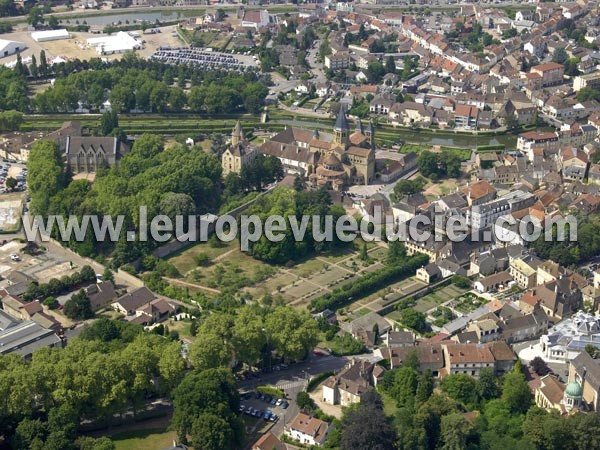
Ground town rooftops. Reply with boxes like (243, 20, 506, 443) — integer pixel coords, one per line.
(531, 61, 564, 72)
(519, 131, 559, 141)
(252, 432, 286, 450)
(115, 287, 156, 312)
(445, 343, 495, 364)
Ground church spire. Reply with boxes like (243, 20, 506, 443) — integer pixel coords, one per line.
(334, 105, 349, 132)
(231, 120, 244, 147)
(356, 118, 364, 134)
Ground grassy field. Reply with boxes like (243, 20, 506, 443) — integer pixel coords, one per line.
(167, 239, 238, 275)
(112, 428, 177, 450)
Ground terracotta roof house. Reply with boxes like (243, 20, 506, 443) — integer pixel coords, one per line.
(252, 432, 287, 450)
(535, 375, 567, 413)
(285, 413, 330, 447)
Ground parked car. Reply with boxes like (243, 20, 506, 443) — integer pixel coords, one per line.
(281, 401, 289, 409)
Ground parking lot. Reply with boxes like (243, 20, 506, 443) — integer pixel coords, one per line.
(239, 391, 289, 425)
(151, 47, 258, 71)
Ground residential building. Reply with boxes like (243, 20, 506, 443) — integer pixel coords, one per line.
(474, 270, 513, 293)
(534, 278, 583, 320)
(501, 304, 549, 343)
(454, 104, 479, 129)
(252, 433, 286, 450)
(535, 375, 567, 413)
(441, 341, 516, 378)
(376, 343, 445, 376)
(85, 281, 118, 311)
(530, 62, 565, 87)
(416, 263, 442, 284)
(509, 257, 538, 289)
(385, 331, 415, 348)
(322, 359, 385, 406)
(466, 319, 502, 343)
(285, 413, 330, 447)
(517, 131, 560, 159)
(573, 72, 600, 92)
(324, 52, 350, 70)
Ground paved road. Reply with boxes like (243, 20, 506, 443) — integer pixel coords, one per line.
(238, 354, 348, 392)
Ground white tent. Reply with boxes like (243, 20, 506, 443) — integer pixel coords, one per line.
(87, 32, 142, 55)
(31, 29, 70, 42)
(0, 39, 26, 59)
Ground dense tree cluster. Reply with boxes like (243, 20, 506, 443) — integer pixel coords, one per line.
(0, 54, 269, 114)
(22, 265, 97, 302)
(338, 359, 592, 449)
(28, 136, 222, 262)
(418, 150, 462, 180)
(0, 109, 23, 131)
(63, 290, 94, 321)
(531, 215, 600, 266)
(244, 186, 348, 264)
(0, 331, 185, 448)
(339, 392, 397, 450)
(171, 369, 243, 449)
(239, 154, 284, 191)
(0, 66, 28, 111)
(188, 304, 318, 368)
(392, 176, 427, 201)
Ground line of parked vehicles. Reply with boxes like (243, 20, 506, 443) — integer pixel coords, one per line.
(0, 164, 27, 194)
(239, 391, 289, 422)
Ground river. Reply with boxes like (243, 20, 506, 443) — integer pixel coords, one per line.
(277, 119, 518, 149)
(60, 11, 183, 26)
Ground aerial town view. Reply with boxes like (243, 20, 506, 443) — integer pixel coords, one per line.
(1, 0, 600, 449)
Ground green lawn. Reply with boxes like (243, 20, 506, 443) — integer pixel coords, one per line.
(379, 389, 398, 417)
(112, 428, 177, 450)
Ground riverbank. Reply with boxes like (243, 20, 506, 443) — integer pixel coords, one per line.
(21, 112, 522, 149)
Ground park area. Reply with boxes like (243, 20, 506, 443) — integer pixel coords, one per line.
(384, 283, 471, 329)
(449, 292, 488, 313)
(166, 238, 394, 309)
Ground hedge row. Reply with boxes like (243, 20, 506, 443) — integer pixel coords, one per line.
(257, 385, 285, 399)
(310, 253, 430, 312)
(307, 371, 334, 392)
